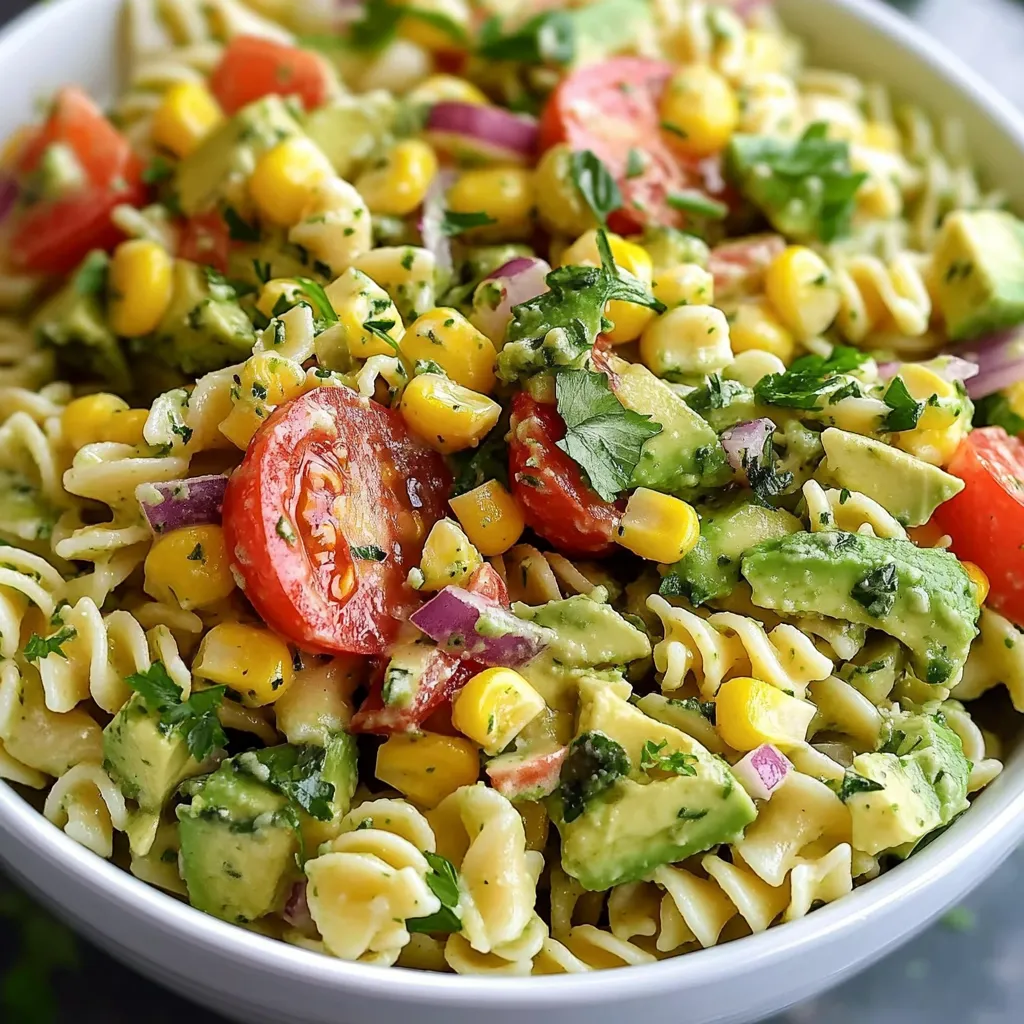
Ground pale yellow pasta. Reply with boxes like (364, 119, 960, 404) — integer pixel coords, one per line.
(802, 480, 907, 540)
(806, 675, 885, 750)
(954, 607, 1024, 711)
(833, 253, 932, 347)
(43, 761, 128, 858)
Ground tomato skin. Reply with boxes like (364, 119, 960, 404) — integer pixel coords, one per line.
(179, 211, 231, 273)
(932, 427, 1024, 625)
(508, 391, 621, 556)
(222, 387, 451, 656)
(708, 234, 786, 299)
(486, 745, 568, 800)
(464, 563, 510, 607)
(210, 36, 333, 115)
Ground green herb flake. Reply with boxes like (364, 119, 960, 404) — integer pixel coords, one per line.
(22, 626, 77, 663)
(440, 210, 497, 237)
(569, 149, 623, 229)
(850, 562, 899, 619)
(351, 544, 387, 561)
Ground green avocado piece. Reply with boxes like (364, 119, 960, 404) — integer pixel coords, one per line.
(553, 684, 756, 890)
(640, 226, 709, 272)
(818, 427, 964, 527)
(303, 91, 398, 179)
(148, 260, 255, 374)
(683, 376, 760, 433)
(933, 210, 1024, 341)
(175, 95, 304, 217)
(177, 761, 299, 924)
(847, 712, 969, 856)
(741, 531, 980, 684)
(570, 0, 654, 65)
(610, 360, 729, 495)
(660, 496, 802, 606)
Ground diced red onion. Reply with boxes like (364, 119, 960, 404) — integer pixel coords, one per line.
(410, 586, 553, 666)
(0, 176, 17, 224)
(472, 257, 550, 345)
(720, 418, 775, 474)
(419, 168, 456, 279)
(732, 744, 791, 801)
(486, 745, 568, 800)
(136, 474, 228, 535)
(283, 881, 314, 930)
(425, 103, 538, 165)
(957, 327, 1024, 399)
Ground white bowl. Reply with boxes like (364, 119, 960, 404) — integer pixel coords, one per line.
(2, 1, 1024, 1022)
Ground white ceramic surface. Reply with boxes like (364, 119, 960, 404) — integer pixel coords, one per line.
(1, 1, 1023, 1022)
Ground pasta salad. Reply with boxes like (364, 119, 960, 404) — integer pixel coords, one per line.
(0, 0, 1021, 976)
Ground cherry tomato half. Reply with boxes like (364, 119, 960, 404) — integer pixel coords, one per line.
(179, 210, 232, 274)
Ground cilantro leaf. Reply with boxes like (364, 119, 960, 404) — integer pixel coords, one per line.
(406, 851, 463, 934)
(22, 627, 77, 663)
(882, 376, 924, 432)
(351, 545, 387, 561)
(362, 319, 400, 353)
(141, 156, 175, 185)
(836, 770, 885, 802)
(241, 745, 336, 821)
(554, 368, 661, 500)
(850, 562, 899, 618)
(294, 277, 338, 324)
(73, 252, 109, 297)
(973, 392, 1024, 436)
(477, 11, 575, 65)
(743, 432, 793, 506)
(569, 149, 622, 229)
(349, 0, 403, 50)
(639, 739, 698, 776)
(667, 697, 716, 723)
(559, 731, 630, 823)
(788, 345, 868, 376)
(440, 210, 497, 237)
(753, 346, 868, 411)
(223, 206, 261, 242)
(450, 416, 509, 496)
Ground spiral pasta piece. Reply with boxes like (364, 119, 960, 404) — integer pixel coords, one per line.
(954, 607, 1024, 712)
(802, 480, 907, 540)
(833, 253, 932, 347)
(533, 927, 656, 974)
(44, 761, 129, 858)
(0, 547, 67, 660)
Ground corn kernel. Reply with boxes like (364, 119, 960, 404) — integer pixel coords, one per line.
(375, 731, 480, 807)
(249, 136, 334, 228)
(561, 229, 655, 344)
(894, 422, 967, 467)
(194, 621, 294, 708)
(322, 266, 405, 360)
(715, 676, 816, 751)
(406, 74, 488, 106)
(401, 307, 496, 393)
(143, 524, 236, 611)
(447, 167, 535, 241)
(449, 480, 525, 556)
(659, 66, 739, 157)
(219, 352, 307, 449)
(151, 81, 223, 158)
(256, 278, 302, 319)
(451, 667, 545, 755)
(896, 364, 959, 431)
(1007, 380, 1024, 421)
(355, 139, 439, 218)
(62, 394, 148, 450)
(397, 0, 471, 51)
(962, 561, 990, 605)
(765, 245, 840, 340)
(615, 488, 700, 564)
(416, 518, 482, 591)
(534, 144, 596, 237)
(639, 304, 732, 380)
(108, 239, 174, 338)
(652, 263, 715, 308)
(729, 297, 797, 363)
(400, 374, 501, 454)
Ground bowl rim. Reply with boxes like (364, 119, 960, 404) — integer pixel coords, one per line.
(3, 0, 1024, 1006)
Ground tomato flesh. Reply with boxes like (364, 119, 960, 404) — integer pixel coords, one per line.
(222, 387, 451, 656)
(179, 211, 231, 274)
(508, 391, 621, 556)
(932, 427, 1024, 625)
(486, 745, 568, 800)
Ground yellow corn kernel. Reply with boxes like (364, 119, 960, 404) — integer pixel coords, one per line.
(962, 561, 990, 605)
(108, 239, 174, 338)
(561, 229, 655, 343)
(401, 307, 496, 393)
(1006, 380, 1024, 420)
(400, 374, 501, 454)
(896, 364, 959, 430)
(652, 263, 715, 309)
(219, 352, 307, 449)
(323, 266, 405, 360)
(447, 167, 535, 240)
(765, 245, 841, 340)
(249, 136, 334, 228)
(861, 120, 901, 152)
(615, 488, 700, 564)
(451, 667, 546, 755)
(194, 621, 294, 708)
(896, 422, 968, 468)
(375, 731, 480, 807)
(355, 139, 439, 218)
(143, 524, 236, 611)
(659, 66, 739, 157)
(151, 81, 223, 158)
(415, 518, 482, 591)
(256, 278, 302, 319)
(640, 304, 732, 380)
(534, 144, 596, 237)
(449, 479, 525, 556)
(406, 73, 488, 106)
(728, 298, 797, 363)
(61, 394, 148, 450)
(715, 677, 816, 752)
(398, 0, 471, 51)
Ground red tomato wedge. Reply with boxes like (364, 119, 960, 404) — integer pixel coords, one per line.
(179, 210, 231, 273)
(508, 391, 621, 556)
(539, 57, 688, 234)
(9, 88, 144, 275)
(222, 387, 451, 656)
(463, 563, 510, 607)
(932, 428, 1024, 625)
(210, 36, 333, 115)
(486, 745, 568, 800)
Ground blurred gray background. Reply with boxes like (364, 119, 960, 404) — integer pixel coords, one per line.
(1, 0, 1022, 1021)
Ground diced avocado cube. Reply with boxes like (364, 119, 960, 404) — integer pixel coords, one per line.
(741, 531, 980, 684)
(303, 91, 398, 179)
(660, 496, 801, 606)
(175, 95, 304, 216)
(934, 210, 1024, 341)
(640, 226, 709, 272)
(300, 731, 360, 848)
(553, 684, 756, 890)
(818, 427, 964, 527)
(570, 0, 655, 65)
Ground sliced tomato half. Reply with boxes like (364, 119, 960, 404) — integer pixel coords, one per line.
(508, 391, 621, 556)
(222, 387, 451, 656)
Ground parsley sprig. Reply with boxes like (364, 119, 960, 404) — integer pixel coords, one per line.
(834, 770, 885, 802)
(440, 210, 497, 237)
(570, 149, 622, 229)
(22, 627, 77, 663)
(850, 562, 899, 619)
(237, 745, 336, 821)
(639, 739, 698, 776)
(882, 376, 924, 432)
(753, 345, 868, 410)
(406, 852, 463, 934)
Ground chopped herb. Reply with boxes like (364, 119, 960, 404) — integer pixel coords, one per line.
(742, 431, 793, 506)
(667, 697, 716, 723)
(440, 210, 497, 236)
(186, 543, 205, 562)
(73, 251, 109, 297)
(839, 488, 851, 505)
(477, 10, 575, 65)
(22, 627, 77, 663)
(276, 516, 297, 545)
(836, 770, 885, 802)
(240, 744, 336, 821)
(252, 259, 272, 284)
(294, 277, 338, 324)
(676, 807, 709, 820)
(141, 156, 175, 185)
(666, 191, 728, 219)
(569, 149, 622, 229)
(223, 206, 261, 242)
(363, 319, 400, 353)
(351, 545, 387, 561)
(407, 851, 463, 934)
(639, 739, 698, 776)
(754, 345, 869, 410)
(660, 121, 688, 139)
(851, 562, 899, 618)
(625, 148, 646, 179)
(559, 731, 630, 823)
(883, 376, 924, 433)
(450, 416, 509, 496)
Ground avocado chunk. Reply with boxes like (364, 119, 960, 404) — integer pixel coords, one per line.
(660, 496, 802, 606)
(552, 683, 756, 890)
(175, 95, 304, 216)
(818, 427, 964, 527)
(177, 760, 299, 924)
(741, 531, 980, 684)
(933, 210, 1024, 341)
(303, 91, 398, 179)
(569, 0, 654, 65)
(684, 375, 760, 433)
(640, 226, 709, 272)
(847, 712, 970, 856)
(148, 261, 255, 374)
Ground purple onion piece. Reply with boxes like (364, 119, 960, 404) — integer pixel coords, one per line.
(879, 356, 978, 385)
(136, 474, 228, 535)
(410, 586, 553, 667)
(957, 327, 1024, 398)
(419, 168, 456, 280)
(283, 881, 314, 930)
(472, 257, 550, 346)
(425, 103, 538, 163)
(732, 744, 792, 801)
(719, 418, 776, 475)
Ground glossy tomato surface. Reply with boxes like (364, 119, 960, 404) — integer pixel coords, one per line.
(210, 36, 333, 114)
